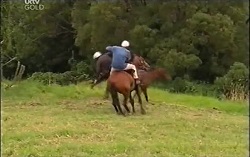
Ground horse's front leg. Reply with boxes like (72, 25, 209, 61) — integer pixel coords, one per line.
(122, 94, 130, 114)
(111, 91, 125, 116)
(141, 87, 148, 102)
(141, 87, 154, 105)
(91, 73, 106, 89)
(112, 101, 119, 113)
(110, 91, 118, 113)
(135, 85, 146, 115)
(116, 100, 125, 116)
(90, 78, 100, 89)
(103, 85, 109, 99)
(90, 80, 97, 89)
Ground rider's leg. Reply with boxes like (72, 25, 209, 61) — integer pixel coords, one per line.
(124, 63, 139, 79)
(110, 67, 116, 75)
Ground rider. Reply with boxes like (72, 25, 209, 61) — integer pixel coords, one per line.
(93, 51, 102, 60)
(106, 40, 140, 84)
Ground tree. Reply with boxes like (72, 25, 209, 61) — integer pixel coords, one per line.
(184, 12, 237, 82)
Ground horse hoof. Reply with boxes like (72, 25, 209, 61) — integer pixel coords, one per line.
(118, 112, 126, 116)
(141, 110, 146, 115)
(127, 112, 132, 116)
(103, 95, 109, 100)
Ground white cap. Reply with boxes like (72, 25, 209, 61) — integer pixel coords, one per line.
(93, 51, 102, 59)
(121, 40, 130, 47)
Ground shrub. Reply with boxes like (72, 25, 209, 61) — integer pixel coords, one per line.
(28, 70, 90, 86)
(214, 62, 249, 101)
(161, 77, 219, 97)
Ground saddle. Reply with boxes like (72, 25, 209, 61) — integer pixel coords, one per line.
(112, 69, 140, 85)
(124, 69, 135, 75)
(124, 69, 140, 85)
(113, 69, 135, 79)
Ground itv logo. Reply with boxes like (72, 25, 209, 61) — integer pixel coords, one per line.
(24, 0, 44, 10)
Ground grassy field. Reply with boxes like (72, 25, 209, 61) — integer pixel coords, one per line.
(2, 81, 249, 157)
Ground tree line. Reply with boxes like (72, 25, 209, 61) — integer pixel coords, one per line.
(1, 0, 249, 85)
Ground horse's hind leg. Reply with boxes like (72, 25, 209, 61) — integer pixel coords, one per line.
(129, 93, 135, 113)
(135, 85, 146, 114)
(110, 92, 118, 113)
(116, 99, 125, 116)
(122, 94, 130, 114)
(111, 90, 124, 115)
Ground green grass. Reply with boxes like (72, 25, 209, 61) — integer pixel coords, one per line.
(2, 80, 249, 157)
(148, 88, 248, 116)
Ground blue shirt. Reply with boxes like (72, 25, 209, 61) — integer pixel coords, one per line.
(106, 46, 131, 70)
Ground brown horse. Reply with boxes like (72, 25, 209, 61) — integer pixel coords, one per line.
(107, 58, 149, 116)
(134, 68, 171, 103)
(91, 53, 150, 89)
(93, 54, 150, 99)
(107, 69, 145, 116)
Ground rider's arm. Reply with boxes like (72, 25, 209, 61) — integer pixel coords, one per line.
(106, 46, 114, 53)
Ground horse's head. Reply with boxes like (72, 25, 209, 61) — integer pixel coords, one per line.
(132, 55, 150, 71)
(154, 68, 172, 81)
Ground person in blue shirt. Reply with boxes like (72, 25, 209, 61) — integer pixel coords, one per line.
(106, 40, 140, 84)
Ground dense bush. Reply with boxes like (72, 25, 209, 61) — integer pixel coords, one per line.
(161, 77, 219, 97)
(1, 1, 249, 101)
(2, 1, 249, 83)
(28, 71, 90, 86)
(214, 62, 249, 101)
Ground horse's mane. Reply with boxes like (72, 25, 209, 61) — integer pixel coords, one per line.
(129, 52, 135, 62)
(145, 67, 165, 73)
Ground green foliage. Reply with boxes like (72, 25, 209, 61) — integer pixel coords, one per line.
(160, 77, 219, 98)
(1, 1, 249, 100)
(73, 2, 127, 56)
(28, 71, 89, 86)
(215, 62, 249, 101)
(1, 1, 75, 75)
(157, 49, 202, 77)
(182, 11, 238, 81)
(129, 25, 157, 56)
(75, 61, 92, 76)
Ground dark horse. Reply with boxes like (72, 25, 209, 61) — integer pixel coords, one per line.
(134, 68, 172, 103)
(91, 53, 112, 87)
(107, 69, 146, 116)
(91, 53, 150, 98)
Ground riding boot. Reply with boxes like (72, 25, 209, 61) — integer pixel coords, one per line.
(135, 78, 140, 84)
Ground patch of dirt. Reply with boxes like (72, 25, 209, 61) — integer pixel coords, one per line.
(86, 99, 110, 107)
(4, 101, 44, 109)
(29, 102, 43, 106)
(57, 99, 111, 111)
